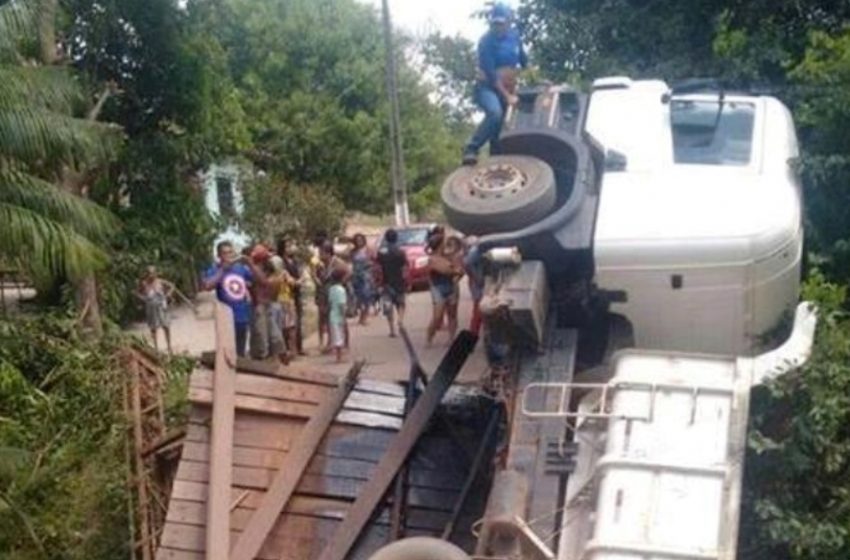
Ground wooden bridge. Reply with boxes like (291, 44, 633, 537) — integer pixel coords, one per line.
(152, 304, 494, 560)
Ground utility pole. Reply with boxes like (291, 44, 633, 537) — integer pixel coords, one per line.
(381, 0, 410, 226)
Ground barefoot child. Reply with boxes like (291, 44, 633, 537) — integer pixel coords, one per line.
(328, 268, 348, 363)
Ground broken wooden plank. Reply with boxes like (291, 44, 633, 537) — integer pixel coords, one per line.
(190, 370, 405, 415)
(188, 387, 403, 430)
(231, 361, 363, 560)
(142, 428, 187, 458)
(198, 353, 407, 398)
(199, 351, 340, 387)
(317, 331, 478, 560)
(206, 303, 237, 560)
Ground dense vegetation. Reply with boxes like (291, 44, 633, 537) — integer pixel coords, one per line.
(2, 0, 850, 558)
(0, 0, 461, 556)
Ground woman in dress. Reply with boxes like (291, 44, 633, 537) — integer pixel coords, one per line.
(426, 232, 465, 346)
(137, 266, 175, 354)
(350, 233, 376, 326)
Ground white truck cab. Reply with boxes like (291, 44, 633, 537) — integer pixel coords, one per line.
(430, 77, 816, 560)
(589, 78, 803, 355)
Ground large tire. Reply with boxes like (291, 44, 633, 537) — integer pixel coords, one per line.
(441, 155, 557, 235)
(368, 537, 471, 560)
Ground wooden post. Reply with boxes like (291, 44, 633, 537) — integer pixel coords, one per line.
(123, 376, 138, 560)
(129, 358, 154, 560)
(206, 304, 237, 560)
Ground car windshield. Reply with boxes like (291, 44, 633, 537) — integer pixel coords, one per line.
(671, 100, 755, 166)
(392, 228, 429, 246)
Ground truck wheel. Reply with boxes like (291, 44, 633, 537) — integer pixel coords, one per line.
(368, 537, 471, 560)
(441, 155, 557, 235)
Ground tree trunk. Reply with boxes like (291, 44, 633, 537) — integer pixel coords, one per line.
(40, 0, 110, 338)
(74, 275, 103, 337)
(61, 165, 104, 337)
(37, 0, 58, 65)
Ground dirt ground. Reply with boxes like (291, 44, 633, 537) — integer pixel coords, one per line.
(127, 285, 488, 384)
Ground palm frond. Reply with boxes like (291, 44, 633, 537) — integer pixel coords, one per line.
(0, 0, 37, 55)
(0, 107, 121, 167)
(0, 168, 119, 240)
(0, 201, 109, 279)
(0, 66, 82, 112)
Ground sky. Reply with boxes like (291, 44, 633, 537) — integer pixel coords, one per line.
(357, 0, 492, 41)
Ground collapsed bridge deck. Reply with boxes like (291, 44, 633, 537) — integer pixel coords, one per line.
(156, 306, 493, 560)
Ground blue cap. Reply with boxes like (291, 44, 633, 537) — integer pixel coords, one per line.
(489, 2, 512, 23)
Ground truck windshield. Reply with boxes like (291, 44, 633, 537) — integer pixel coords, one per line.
(671, 100, 755, 165)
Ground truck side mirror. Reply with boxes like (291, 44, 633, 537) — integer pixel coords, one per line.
(605, 149, 628, 172)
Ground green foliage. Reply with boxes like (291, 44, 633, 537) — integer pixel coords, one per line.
(409, 183, 443, 222)
(520, 0, 850, 83)
(93, 138, 217, 324)
(742, 274, 850, 559)
(0, 0, 120, 281)
(241, 176, 347, 244)
(191, 0, 462, 213)
(62, 0, 247, 322)
(421, 33, 478, 123)
(787, 29, 850, 280)
(0, 313, 128, 558)
(0, 312, 192, 558)
(519, 0, 722, 80)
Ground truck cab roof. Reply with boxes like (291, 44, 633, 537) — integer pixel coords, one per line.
(590, 79, 802, 268)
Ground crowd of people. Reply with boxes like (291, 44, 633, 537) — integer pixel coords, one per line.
(140, 224, 486, 362)
(198, 238, 307, 362)
(138, 1, 524, 359)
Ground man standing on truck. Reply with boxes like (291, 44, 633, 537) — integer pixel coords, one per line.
(462, 2, 528, 166)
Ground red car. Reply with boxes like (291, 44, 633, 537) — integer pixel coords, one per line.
(374, 224, 436, 291)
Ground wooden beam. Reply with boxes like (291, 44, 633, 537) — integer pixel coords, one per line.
(205, 303, 237, 560)
(317, 331, 478, 560)
(199, 351, 337, 386)
(129, 357, 154, 560)
(198, 351, 405, 397)
(187, 387, 402, 430)
(230, 361, 363, 560)
(142, 428, 186, 458)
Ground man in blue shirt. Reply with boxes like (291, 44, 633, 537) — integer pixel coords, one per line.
(462, 2, 528, 166)
(202, 240, 255, 357)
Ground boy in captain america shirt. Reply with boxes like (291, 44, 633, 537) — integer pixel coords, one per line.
(202, 240, 255, 357)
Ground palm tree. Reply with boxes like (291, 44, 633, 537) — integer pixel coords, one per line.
(0, 0, 119, 281)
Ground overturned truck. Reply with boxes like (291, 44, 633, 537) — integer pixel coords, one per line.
(375, 78, 818, 559)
